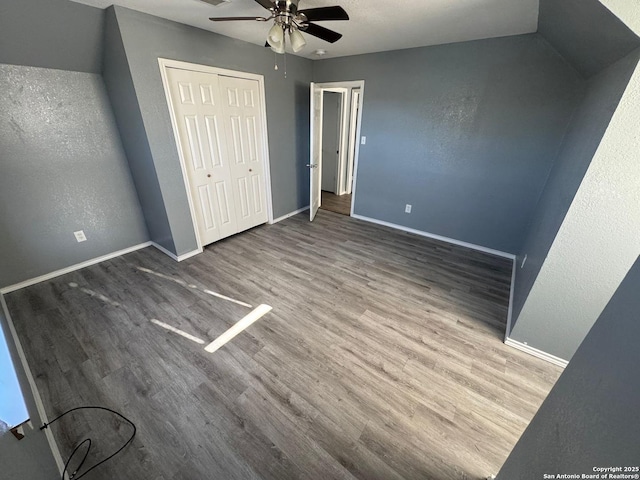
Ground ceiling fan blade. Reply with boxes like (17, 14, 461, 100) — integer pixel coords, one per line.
(209, 16, 268, 21)
(300, 23, 343, 43)
(298, 6, 349, 22)
(254, 0, 274, 10)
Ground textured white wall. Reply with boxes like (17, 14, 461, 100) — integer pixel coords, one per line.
(600, 0, 640, 35)
(511, 0, 640, 360)
(511, 46, 640, 359)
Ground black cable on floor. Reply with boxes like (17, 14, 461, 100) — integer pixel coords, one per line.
(40, 406, 136, 480)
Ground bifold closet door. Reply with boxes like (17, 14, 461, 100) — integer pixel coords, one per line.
(166, 68, 268, 247)
(219, 75, 269, 233)
(166, 67, 236, 245)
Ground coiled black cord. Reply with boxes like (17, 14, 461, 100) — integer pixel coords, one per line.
(40, 406, 136, 480)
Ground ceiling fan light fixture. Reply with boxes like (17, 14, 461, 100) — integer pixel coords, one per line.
(209, 1, 349, 54)
(270, 41, 286, 54)
(267, 23, 285, 53)
(289, 28, 307, 53)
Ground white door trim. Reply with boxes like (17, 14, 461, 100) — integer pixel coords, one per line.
(311, 81, 365, 217)
(309, 82, 323, 220)
(1, 296, 66, 475)
(319, 87, 349, 196)
(158, 58, 274, 251)
(345, 90, 360, 195)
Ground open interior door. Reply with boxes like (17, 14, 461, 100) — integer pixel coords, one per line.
(309, 82, 323, 221)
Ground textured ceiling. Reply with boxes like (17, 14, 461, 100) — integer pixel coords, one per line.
(70, 0, 539, 59)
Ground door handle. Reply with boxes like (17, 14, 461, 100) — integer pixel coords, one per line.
(306, 164, 318, 169)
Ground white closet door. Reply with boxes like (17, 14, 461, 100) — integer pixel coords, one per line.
(166, 68, 236, 245)
(219, 75, 269, 233)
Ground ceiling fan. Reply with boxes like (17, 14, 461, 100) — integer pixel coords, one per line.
(208, 0, 349, 54)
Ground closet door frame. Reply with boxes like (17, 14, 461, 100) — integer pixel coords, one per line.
(158, 58, 274, 253)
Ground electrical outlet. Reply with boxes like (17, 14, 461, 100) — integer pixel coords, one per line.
(361, 136, 367, 145)
(74, 230, 87, 243)
(521, 254, 528, 268)
(405, 204, 412, 214)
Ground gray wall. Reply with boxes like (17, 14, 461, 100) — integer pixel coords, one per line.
(497, 255, 640, 478)
(110, 6, 313, 255)
(0, 302, 59, 479)
(0, 0, 104, 73)
(0, 64, 148, 288)
(539, 0, 640, 78)
(321, 92, 341, 193)
(511, 48, 640, 328)
(313, 34, 584, 254)
(103, 8, 176, 254)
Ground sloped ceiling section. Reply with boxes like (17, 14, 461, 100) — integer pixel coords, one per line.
(0, 0, 104, 73)
(538, 0, 640, 78)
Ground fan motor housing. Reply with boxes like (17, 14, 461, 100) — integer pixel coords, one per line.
(276, 0, 299, 15)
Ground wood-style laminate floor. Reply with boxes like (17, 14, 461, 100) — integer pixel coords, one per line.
(6, 211, 561, 480)
(321, 191, 352, 216)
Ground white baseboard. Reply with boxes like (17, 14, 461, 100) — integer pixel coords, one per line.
(505, 337, 568, 368)
(351, 214, 516, 260)
(0, 242, 153, 294)
(271, 206, 310, 224)
(151, 242, 202, 262)
(177, 249, 202, 261)
(0, 296, 66, 475)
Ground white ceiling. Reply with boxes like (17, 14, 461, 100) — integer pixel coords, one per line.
(71, 0, 540, 59)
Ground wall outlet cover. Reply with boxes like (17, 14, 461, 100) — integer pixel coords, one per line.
(361, 136, 366, 145)
(405, 204, 412, 214)
(74, 230, 87, 242)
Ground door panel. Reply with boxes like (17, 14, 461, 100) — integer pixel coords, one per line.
(204, 116, 223, 167)
(345, 90, 360, 196)
(237, 177, 250, 219)
(178, 82, 195, 104)
(227, 87, 240, 107)
(246, 116, 259, 162)
(166, 68, 236, 245)
(198, 184, 217, 230)
(229, 115, 244, 165)
(184, 116, 205, 170)
(244, 89, 255, 107)
(200, 84, 215, 105)
(220, 76, 269, 233)
(309, 82, 323, 221)
(251, 174, 263, 213)
(215, 181, 232, 225)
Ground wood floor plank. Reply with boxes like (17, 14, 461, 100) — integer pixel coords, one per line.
(4, 210, 561, 479)
(320, 191, 352, 216)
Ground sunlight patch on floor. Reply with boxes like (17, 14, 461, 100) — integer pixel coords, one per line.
(68, 282, 121, 307)
(136, 267, 252, 308)
(150, 319, 205, 345)
(205, 304, 272, 353)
